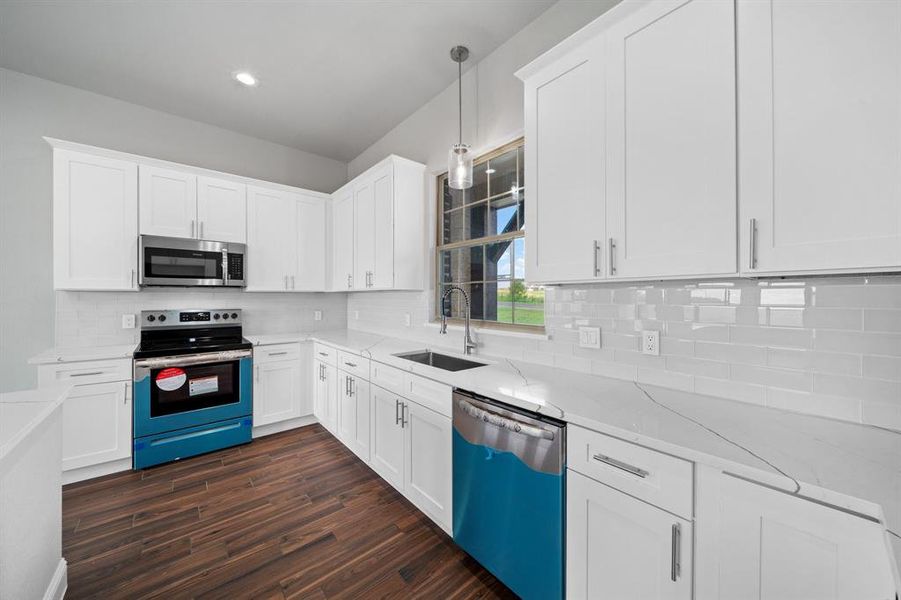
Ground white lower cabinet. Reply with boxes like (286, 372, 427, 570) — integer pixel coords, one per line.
(370, 385, 405, 490)
(403, 399, 452, 529)
(253, 345, 305, 428)
(313, 359, 338, 434)
(696, 473, 897, 600)
(62, 381, 132, 472)
(567, 470, 692, 600)
(336, 370, 370, 462)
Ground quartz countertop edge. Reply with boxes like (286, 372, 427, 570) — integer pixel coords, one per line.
(28, 344, 136, 365)
(0, 384, 70, 470)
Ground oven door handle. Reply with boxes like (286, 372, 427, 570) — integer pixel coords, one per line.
(134, 349, 252, 369)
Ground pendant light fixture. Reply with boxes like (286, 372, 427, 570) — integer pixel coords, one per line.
(448, 45, 473, 190)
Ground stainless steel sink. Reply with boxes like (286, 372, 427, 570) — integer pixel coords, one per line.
(394, 350, 487, 372)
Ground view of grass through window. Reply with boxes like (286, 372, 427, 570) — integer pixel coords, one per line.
(436, 139, 544, 329)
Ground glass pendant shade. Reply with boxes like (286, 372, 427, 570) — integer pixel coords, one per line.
(448, 143, 473, 190)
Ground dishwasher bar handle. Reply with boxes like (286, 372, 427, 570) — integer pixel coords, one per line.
(457, 398, 556, 441)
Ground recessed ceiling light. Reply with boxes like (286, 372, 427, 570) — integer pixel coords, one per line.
(233, 71, 258, 87)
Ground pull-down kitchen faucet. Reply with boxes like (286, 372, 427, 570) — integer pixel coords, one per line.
(439, 285, 477, 355)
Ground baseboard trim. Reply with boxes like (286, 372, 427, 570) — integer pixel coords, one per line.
(63, 458, 131, 485)
(252, 415, 318, 439)
(43, 558, 67, 600)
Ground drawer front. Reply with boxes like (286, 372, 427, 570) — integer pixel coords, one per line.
(38, 358, 131, 387)
(254, 343, 301, 364)
(371, 361, 405, 395)
(313, 343, 337, 367)
(568, 425, 693, 519)
(337, 350, 369, 379)
(403, 374, 452, 418)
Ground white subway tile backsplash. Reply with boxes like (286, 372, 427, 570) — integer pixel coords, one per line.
(346, 276, 901, 430)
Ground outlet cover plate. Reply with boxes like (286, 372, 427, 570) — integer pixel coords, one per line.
(314, 310, 322, 321)
(579, 326, 601, 349)
(121, 314, 135, 329)
(642, 330, 660, 356)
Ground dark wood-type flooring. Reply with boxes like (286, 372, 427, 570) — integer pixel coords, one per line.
(62, 424, 516, 599)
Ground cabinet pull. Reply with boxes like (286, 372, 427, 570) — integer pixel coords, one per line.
(592, 453, 649, 478)
(191, 219, 195, 238)
(268, 351, 288, 357)
(748, 218, 758, 270)
(318, 352, 329, 357)
(200, 221, 204, 238)
(608, 238, 617, 276)
(344, 361, 357, 368)
(671, 523, 681, 581)
(347, 274, 353, 289)
(320, 364, 326, 381)
(255, 365, 260, 383)
(593, 240, 601, 276)
(395, 399, 402, 425)
(123, 381, 129, 404)
(69, 371, 103, 378)
(284, 275, 289, 290)
(349, 377, 355, 397)
(131, 269, 135, 287)
(291, 275, 295, 290)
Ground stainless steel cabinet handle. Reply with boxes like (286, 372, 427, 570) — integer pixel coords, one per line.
(395, 399, 401, 425)
(284, 275, 288, 290)
(344, 361, 357, 368)
(318, 352, 329, 357)
(131, 269, 135, 287)
(200, 221, 204, 238)
(592, 453, 649, 478)
(123, 381, 129, 404)
(191, 220, 195, 238)
(608, 238, 617, 276)
(348, 377, 355, 397)
(402, 403, 409, 427)
(268, 351, 288, 357)
(749, 218, 758, 270)
(291, 275, 295, 290)
(69, 371, 103, 377)
(255, 365, 260, 383)
(347, 274, 353, 289)
(671, 523, 682, 581)
(593, 240, 601, 277)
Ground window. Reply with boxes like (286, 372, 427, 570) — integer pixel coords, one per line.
(436, 138, 544, 330)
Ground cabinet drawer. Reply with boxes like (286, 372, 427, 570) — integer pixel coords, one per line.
(313, 343, 337, 366)
(38, 358, 131, 387)
(371, 361, 405, 395)
(337, 350, 369, 379)
(254, 343, 301, 364)
(403, 374, 451, 418)
(568, 425, 693, 519)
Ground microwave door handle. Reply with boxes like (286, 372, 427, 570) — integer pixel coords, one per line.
(222, 249, 228, 285)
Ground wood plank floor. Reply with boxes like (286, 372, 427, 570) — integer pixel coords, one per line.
(62, 424, 516, 599)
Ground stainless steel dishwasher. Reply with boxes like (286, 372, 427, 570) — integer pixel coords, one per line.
(452, 389, 565, 600)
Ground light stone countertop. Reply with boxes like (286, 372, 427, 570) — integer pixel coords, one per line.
(28, 344, 136, 365)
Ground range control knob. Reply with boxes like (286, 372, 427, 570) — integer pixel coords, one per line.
(158, 314, 167, 322)
(231, 313, 238, 320)
(222, 313, 229, 320)
(147, 315, 155, 322)
(213, 313, 220, 320)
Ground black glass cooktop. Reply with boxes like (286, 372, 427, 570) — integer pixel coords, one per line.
(133, 326, 252, 359)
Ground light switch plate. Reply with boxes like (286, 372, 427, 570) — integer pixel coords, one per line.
(578, 326, 601, 349)
(314, 310, 322, 321)
(121, 314, 135, 329)
(642, 330, 660, 356)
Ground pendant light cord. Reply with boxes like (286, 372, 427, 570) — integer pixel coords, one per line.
(458, 59, 462, 145)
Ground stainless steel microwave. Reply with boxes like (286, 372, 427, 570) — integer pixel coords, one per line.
(139, 235, 246, 287)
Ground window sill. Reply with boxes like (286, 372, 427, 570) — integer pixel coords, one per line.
(423, 321, 549, 341)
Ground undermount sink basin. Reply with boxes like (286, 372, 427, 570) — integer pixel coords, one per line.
(394, 350, 487, 372)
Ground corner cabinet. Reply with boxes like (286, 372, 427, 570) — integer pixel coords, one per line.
(738, 0, 901, 275)
(330, 155, 426, 291)
(52, 149, 139, 291)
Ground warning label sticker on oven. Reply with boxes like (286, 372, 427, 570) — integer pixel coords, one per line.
(155, 367, 186, 391)
(189, 376, 219, 396)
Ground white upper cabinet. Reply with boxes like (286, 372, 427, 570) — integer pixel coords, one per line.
(294, 192, 327, 291)
(138, 165, 197, 239)
(197, 176, 246, 243)
(605, 0, 737, 279)
(246, 186, 297, 291)
(52, 149, 138, 291)
(331, 155, 425, 292)
(738, 0, 901, 275)
(522, 35, 606, 284)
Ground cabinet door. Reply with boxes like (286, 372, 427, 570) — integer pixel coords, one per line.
(605, 0, 737, 279)
(314, 360, 337, 433)
(404, 401, 452, 531)
(353, 178, 376, 289)
(63, 381, 131, 471)
(197, 176, 246, 243)
(337, 372, 370, 462)
(294, 192, 327, 290)
(246, 186, 296, 291)
(332, 187, 355, 290)
(53, 149, 139, 291)
(254, 359, 302, 427)
(567, 470, 691, 600)
(138, 165, 198, 239)
(370, 165, 394, 289)
(703, 474, 896, 600)
(739, 0, 901, 274)
(524, 36, 606, 284)
(369, 386, 405, 490)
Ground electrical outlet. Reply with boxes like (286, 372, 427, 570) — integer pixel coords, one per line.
(642, 330, 660, 356)
(313, 310, 322, 321)
(404, 313, 411, 327)
(121, 314, 135, 329)
(578, 326, 601, 349)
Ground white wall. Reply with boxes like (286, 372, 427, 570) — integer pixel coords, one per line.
(0, 68, 348, 392)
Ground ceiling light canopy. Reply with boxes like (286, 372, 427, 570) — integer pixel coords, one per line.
(233, 71, 258, 87)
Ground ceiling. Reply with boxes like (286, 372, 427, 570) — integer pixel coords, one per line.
(0, 0, 555, 162)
